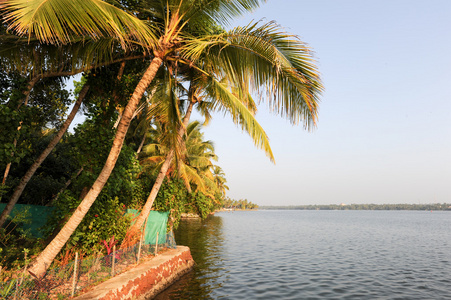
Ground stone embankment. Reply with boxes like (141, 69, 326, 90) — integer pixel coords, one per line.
(74, 246, 194, 300)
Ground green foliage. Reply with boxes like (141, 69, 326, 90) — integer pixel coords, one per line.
(223, 197, 258, 210)
(45, 193, 132, 255)
(0, 206, 43, 270)
(0, 128, 74, 205)
(27, 76, 72, 127)
(152, 179, 189, 230)
(0, 70, 27, 105)
(68, 116, 117, 187)
(43, 151, 141, 255)
(81, 60, 148, 117)
(0, 69, 72, 206)
(191, 191, 214, 219)
(0, 103, 40, 167)
(0, 183, 9, 199)
(40, 120, 143, 254)
(0, 278, 16, 299)
(151, 179, 218, 229)
(68, 197, 131, 254)
(73, 76, 87, 98)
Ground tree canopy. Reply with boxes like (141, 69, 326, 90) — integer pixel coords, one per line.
(0, 0, 322, 279)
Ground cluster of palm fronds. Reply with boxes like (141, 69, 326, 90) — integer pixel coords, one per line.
(0, 0, 322, 278)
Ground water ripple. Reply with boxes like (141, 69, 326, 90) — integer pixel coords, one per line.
(154, 211, 451, 299)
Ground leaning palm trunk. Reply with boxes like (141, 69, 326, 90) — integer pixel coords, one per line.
(1, 146, 14, 186)
(27, 57, 163, 278)
(48, 166, 84, 206)
(136, 131, 147, 155)
(0, 84, 90, 228)
(125, 100, 195, 240)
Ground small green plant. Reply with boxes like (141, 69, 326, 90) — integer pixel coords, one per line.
(0, 279, 16, 299)
(37, 291, 49, 300)
(89, 270, 99, 281)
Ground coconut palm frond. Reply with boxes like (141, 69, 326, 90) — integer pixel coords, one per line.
(178, 162, 206, 192)
(179, 0, 263, 28)
(0, 0, 158, 49)
(182, 20, 323, 128)
(202, 74, 275, 162)
(0, 36, 148, 78)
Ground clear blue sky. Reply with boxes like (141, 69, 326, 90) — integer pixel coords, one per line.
(193, 0, 451, 206)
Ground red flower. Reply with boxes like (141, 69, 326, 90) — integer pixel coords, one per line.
(95, 214, 99, 217)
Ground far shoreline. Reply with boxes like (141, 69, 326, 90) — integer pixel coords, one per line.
(258, 203, 451, 211)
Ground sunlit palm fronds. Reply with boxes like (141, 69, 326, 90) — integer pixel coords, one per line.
(0, 0, 158, 49)
(194, 71, 275, 162)
(181, 20, 323, 128)
(177, 0, 263, 28)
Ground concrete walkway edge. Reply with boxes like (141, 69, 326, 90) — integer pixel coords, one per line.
(74, 246, 195, 300)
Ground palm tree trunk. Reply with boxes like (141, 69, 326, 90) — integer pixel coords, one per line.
(27, 57, 163, 279)
(112, 61, 127, 129)
(48, 166, 84, 206)
(1, 146, 14, 186)
(21, 75, 41, 108)
(136, 132, 147, 155)
(127, 100, 195, 236)
(134, 85, 158, 155)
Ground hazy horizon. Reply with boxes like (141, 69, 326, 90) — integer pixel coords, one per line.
(193, 0, 451, 206)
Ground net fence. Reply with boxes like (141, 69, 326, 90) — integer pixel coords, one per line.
(0, 231, 176, 299)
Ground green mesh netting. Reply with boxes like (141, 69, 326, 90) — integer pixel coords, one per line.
(0, 204, 170, 245)
(0, 203, 54, 238)
(126, 210, 169, 245)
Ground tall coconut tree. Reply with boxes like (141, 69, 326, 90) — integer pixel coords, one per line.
(181, 121, 219, 194)
(126, 59, 274, 237)
(127, 20, 323, 236)
(2, 0, 267, 277)
(140, 119, 219, 196)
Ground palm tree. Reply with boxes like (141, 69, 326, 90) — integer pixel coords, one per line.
(2, 0, 267, 277)
(140, 120, 219, 196)
(0, 0, 155, 224)
(127, 61, 274, 237)
(212, 165, 228, 197)
(181, 121, 219, 195)
(127, 19, 323, 236)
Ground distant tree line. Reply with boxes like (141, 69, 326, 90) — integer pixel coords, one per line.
(222, 197, 258, 210)
(260, 203, 451, 211)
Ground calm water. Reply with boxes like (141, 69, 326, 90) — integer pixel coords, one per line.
(154, 210, 451, 299)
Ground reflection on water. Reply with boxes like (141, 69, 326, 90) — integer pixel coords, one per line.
(154, 215, 225, 299)
(154, 210, 451, 299)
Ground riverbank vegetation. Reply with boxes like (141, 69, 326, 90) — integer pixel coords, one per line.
(0, 0, 322, 281)
(222, 197, 258, 210)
